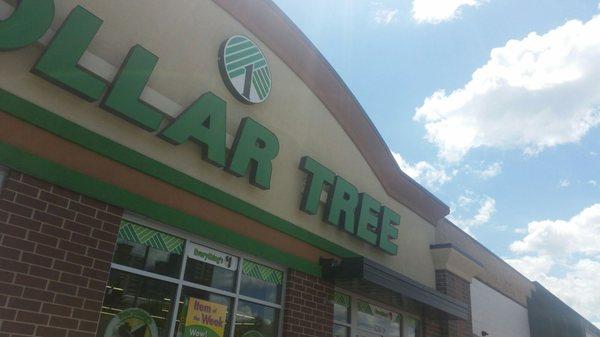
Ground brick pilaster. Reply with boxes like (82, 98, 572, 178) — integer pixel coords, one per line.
(282, 269, 334, 337)
(422, 270, 472, 337)
(0, 170, 123, 337)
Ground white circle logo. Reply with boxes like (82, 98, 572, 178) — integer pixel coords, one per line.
(219, 35, 271, 104)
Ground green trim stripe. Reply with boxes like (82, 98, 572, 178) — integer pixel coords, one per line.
(0, 141, 321, 276)
(334, 292, 350, 308)
(118, 220, 184, 254)
(357, 300, 373, 315)
(0, 89, 357, 260)
(242, 260, 283, 285)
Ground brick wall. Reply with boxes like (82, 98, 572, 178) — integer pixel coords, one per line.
(0, 170, 123, 337)
(423, 270, 472, 337)
(282, 269, 334, 337)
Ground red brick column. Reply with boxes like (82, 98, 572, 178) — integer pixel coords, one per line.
(0, 170, 123, 337)
(282, 269, 334, 337)
(422, 270, 472, 337)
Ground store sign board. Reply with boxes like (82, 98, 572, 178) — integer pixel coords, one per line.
(187, 242, 239, 271)
(0, 1, 402, 255)
(1, 2, 278, 190)
(184, 298, 227, 337)
(298, 156, 401, 255)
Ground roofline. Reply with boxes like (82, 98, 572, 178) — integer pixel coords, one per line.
(212, 0, 450, 224)
(532, 282, 600, 335)
(440, 218, 533, 283)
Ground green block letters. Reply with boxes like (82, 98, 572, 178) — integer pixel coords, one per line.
(324, 176, 359, 233)
(33, 6, 106, 102)
(227, 117, 279, 190)
(299, 156, 335, 215)
(0, 0, 54, 50)
(160, 92, 227, 167)
(101, 45, 164, 131)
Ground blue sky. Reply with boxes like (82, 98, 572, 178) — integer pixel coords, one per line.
(273, 0, 600, 326)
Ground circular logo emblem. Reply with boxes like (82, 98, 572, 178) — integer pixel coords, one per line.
(219, 35, 271, 104)
(104, 308, 158, 337)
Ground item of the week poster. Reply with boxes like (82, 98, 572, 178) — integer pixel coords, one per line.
(184, 298, 227, 337)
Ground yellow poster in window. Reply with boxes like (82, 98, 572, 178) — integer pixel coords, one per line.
(184, 298, 227, 337)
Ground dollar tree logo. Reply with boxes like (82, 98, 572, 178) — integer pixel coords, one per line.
(219, 35, 271, 104)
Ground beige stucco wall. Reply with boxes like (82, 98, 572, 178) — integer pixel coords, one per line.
(0, 0, 438, 287)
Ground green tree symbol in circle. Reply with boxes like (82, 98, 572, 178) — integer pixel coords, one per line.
(219, 35, 271, 104)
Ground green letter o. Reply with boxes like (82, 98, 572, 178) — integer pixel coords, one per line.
(0, 0, 55, 50)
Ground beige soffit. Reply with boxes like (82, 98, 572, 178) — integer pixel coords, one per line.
(430, 244, 484, 281)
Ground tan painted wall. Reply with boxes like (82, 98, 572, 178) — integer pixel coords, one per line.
(0, 0, 437, 287)
(436, 219, 533, 306)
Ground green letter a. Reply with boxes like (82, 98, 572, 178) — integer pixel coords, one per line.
(160, 92, 227, 167)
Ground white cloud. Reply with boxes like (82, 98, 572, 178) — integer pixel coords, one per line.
(559, 179, 571, 188)
(476, 161, 502, 178)
(449, 192, 496, 233)
(414, 15, 600, 162)
(505, 255, 554, 280)
(510, 204, 600, 257)
(590, 179, 598, 186)
(374, 7, 398, 24)
(412, 0, 484, 24)
(507, 204, 600, 325)
(392, 152, 452, 190)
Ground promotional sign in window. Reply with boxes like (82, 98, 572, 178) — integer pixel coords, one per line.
(187, 242, 239, 271)
(356, 300, 400, 337)
(184, 298, 228, 337)
(103, 308, 159, 337)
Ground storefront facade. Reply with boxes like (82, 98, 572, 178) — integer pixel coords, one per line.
(0, 1, 597, 337)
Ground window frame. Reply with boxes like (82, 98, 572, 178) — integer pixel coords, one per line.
(334, 288, 422, 337)
(105, 211, 287, 337)
(0, 166, 7, 190)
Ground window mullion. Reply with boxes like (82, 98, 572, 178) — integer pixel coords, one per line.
(236, 294, 281, 309)
(168, 239, 189, 337)
(110, 263, 180, 284)
(229, 257, 244, 337)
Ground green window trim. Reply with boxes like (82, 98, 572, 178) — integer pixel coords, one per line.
(0, 88, 357, 260)
(357, 300, 374, 316)
(118, 220, 185, 255)
(242, 260, 283, 285)
(0, 141, 321, 277)
(334, 292, 350, 308)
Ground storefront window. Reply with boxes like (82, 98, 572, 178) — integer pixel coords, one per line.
(333, 291, 421, 337)
(333, 292, 351, 337)
(184, 258, 236, 292)
(174, 287, 234, 337)
(234, 300, 279, 337)
(239, 260, 283, 304)
(356, 300, 400, 337)
(112, 220, 184, 278)
(403, 317, 421, 337)
(98, 218, 284, 337)
(98, 270, 177, 337)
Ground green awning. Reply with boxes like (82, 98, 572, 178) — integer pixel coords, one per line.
(242, 260, 283, 285)
(118, 220, 184, 254)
